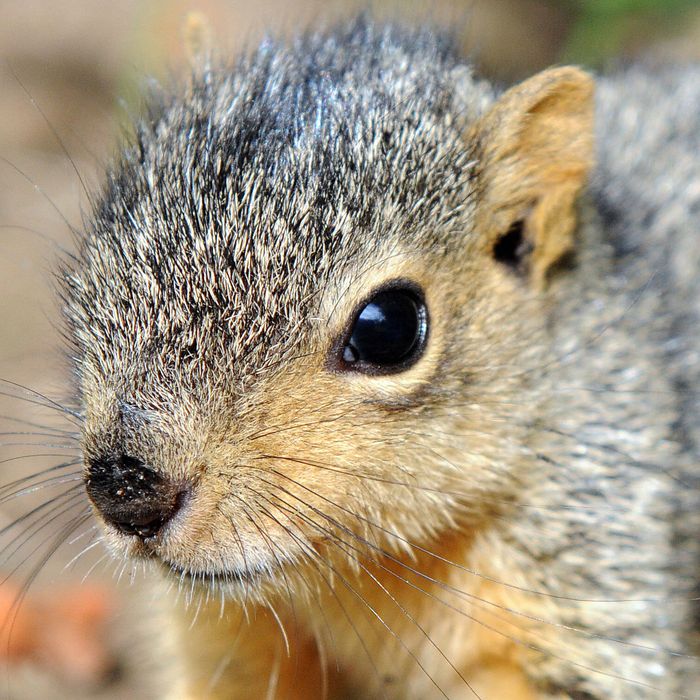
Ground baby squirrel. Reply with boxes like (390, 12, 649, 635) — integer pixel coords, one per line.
(60, 17, 700, 700)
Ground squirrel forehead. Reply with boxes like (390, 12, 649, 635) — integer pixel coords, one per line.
(62, 21, 486, 387)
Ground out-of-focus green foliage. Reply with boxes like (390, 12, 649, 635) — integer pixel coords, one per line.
(562, 0, 699, 65)
(576, 0, 695, 11)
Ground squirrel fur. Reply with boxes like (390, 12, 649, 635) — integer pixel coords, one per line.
(59, 18, 700, 699)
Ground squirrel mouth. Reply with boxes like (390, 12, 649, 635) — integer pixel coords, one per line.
(160, 560, 262, 589)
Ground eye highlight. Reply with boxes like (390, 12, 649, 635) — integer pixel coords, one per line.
(336, 282, 428, 375)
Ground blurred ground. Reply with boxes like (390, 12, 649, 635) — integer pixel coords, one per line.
(0, 1, 699, 698)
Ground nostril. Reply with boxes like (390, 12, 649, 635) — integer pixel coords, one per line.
(108, 507, 177, 539)
(86, 455, 186, 539)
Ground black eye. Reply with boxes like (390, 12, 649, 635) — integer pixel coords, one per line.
(338, 283, 428, 374)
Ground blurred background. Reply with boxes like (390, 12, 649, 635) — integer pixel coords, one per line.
(0, 1, 699, 697)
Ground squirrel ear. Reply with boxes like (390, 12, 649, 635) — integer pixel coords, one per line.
(182, 11, 213, 64)
(474, 67, 595, 287)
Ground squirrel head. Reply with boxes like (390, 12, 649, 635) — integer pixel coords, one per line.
(61, 20, 594, 595)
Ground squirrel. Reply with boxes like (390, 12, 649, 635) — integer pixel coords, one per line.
(54, 17, 700, 699)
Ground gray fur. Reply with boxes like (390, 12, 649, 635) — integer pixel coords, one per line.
(63, 20, 489, 400)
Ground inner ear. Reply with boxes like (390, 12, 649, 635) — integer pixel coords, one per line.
(492, 219, 531, 273)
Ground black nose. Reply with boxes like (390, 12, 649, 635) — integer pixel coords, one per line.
(85, 455, 185, 539)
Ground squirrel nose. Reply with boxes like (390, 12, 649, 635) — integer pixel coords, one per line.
(85, 455, 185, 539)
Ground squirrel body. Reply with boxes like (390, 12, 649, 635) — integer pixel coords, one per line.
(61, 20, 700, 699)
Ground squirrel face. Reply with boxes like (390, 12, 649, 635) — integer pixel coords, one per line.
(62, 22, 593, 596)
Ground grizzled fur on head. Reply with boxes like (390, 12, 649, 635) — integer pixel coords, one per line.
(62, 19, 491, 403)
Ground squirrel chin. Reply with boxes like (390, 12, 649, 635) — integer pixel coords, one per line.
(160, 561, 250, 588)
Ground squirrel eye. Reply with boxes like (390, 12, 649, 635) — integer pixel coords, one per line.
(338, 284, 428, 374)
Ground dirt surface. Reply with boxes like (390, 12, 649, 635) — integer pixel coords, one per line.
(1, 1, 698, 698)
